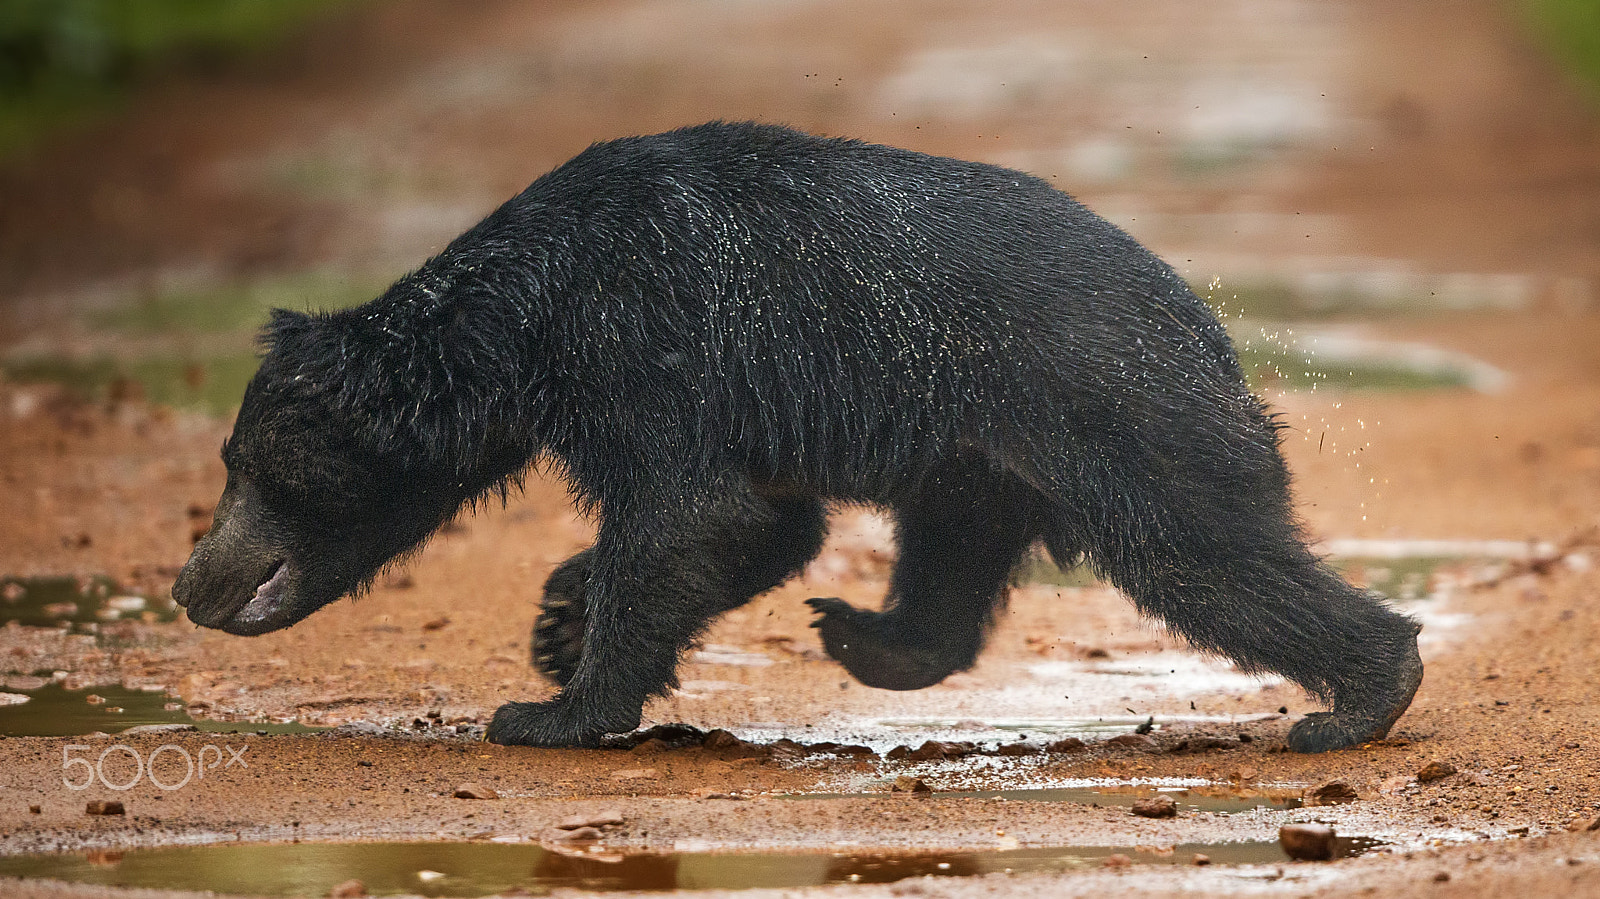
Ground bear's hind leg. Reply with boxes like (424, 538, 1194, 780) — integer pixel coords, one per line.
(810, 462, 1041, 690)
(1082, 494, 1422, 752)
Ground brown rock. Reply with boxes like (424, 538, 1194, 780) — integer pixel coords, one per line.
(1278, 823, 1336, 861)
(1131, 796, 1178, 819)
(891, 775, 932, 794)
(702, 728, 746, 750)
(1305, 781, 1359, 806)
(85, 800, 125, 816)
(1417, 761, 1458, 783)
(994, 742, 1042, 757)
(1045, 737, 1087, 753)
(1105, 733, 1156, 749)
(452, 783, 499, 800)
(328, 879, 367, 898)
(1191, 853, 1212, 866)
(1102, 853, 1133, 868)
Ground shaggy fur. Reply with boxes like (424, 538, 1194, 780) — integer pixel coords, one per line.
(172, 121, 1422, 751)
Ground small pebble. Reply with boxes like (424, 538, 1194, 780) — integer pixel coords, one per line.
(1102, 853, 1133, 868)
(1131, 796, 1178, 819)
(1279, 823, 1336, 861)
(452, 783, 498, 800)
(328, 879, 367, 898)
(1306, 781, 1359, 806)
(1191, 853, 1211, 866)
(1417, 761, 1458, 783)
(85, 800, 125, 816)
(891, 776, 932, 794)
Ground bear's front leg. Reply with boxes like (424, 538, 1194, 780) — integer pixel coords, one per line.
(487, 507, 727, 747)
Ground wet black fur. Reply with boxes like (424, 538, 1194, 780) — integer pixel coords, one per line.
(174, 121, 1422, 751)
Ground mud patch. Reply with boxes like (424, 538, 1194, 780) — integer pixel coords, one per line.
(0, 838, 1312, 896)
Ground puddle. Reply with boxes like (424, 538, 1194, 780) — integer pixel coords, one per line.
(0, 576, 178, 631)
(0, 683, 321, 737)
(786, 783, 1302, 815)
(0, 838, 1337, 896)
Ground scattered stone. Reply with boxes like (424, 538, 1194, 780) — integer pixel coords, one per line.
(1102, 853, 1132, 868)
(768, 738, 807, 758)
(700, 729, 753, 752)
(1417, 761, 1458, 783)
(0, 693, 28, 707)
(415, 870, 446, 882)
(28, 805, 41, 814)
(1131, 796, 1178, 819)
(891, 776, 932, 794)
(556, 810, 625, 830)
(328, 879, 367, 898)
(84, 694, 105, 705)
(1191, 853, 1211, 866)
(1433, 872, 1451, 883)
(886, 745, 911, 760)
(1105, 733, 1156, 749)
(452, 783, 499, 800)
(85, 800, 125, 816)
(993, 742, 1042, 757)
(1045, 737, 1086, 753)
(1278, 823, 1336, 861)
(420, 616, 450, 631)
(1305, 781, 1360, 806)
(907, 740, 974, 761)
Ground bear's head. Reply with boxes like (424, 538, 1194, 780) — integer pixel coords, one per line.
(172, 308, 469, 635)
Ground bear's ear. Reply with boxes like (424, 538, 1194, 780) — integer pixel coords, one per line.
(261, 307, 315, 348)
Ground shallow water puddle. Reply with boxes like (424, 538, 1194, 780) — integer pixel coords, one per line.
(0, 577, 177, 631)
(0, 683, 321, 737)
(785, 783, 1302, 814)
(0, 838, 1334, 896)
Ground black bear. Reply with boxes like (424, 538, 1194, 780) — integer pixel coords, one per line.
(172, 121, 1422, 752)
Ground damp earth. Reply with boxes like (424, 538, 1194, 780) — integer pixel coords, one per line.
(3, 0, 1600, 897)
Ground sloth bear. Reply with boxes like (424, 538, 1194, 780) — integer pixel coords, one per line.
(172, 121, 1422, 752)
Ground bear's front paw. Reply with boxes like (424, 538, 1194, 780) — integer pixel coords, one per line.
(532, 582, 587, 687)
(806, 597, 959, 691)
(485, 699, 639, 748)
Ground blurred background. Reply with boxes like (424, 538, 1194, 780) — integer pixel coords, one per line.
(0, 0, 1596, 411)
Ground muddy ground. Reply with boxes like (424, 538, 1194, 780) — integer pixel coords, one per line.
(1, 0, 1599, 896)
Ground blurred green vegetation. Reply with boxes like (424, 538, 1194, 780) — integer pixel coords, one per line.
(1525, 0, 1600, 96)
(0, 273, 384, 414)
(0, 0, 346, 157)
